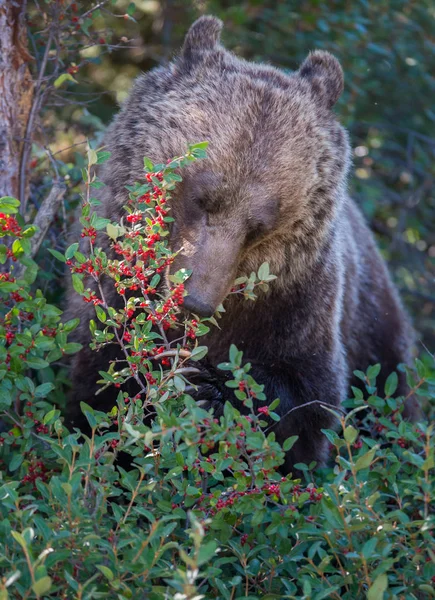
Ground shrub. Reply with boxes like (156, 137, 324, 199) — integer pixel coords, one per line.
(0, 149, 434, 599)
(0, 197, 79, 435)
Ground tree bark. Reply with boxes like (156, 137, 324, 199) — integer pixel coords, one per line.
(0, 0, 33, 200)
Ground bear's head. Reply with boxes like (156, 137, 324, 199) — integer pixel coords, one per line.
(110, 16, 351, 316)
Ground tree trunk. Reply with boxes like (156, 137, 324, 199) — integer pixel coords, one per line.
(0, 0, 33, 200)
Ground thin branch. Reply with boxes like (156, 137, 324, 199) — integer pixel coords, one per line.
(81, 1, 109, 21)
(265, 400, 345, 434)
(51, 140, 88, 157)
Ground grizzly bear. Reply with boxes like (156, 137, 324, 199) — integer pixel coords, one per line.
(65, 16, 419, 472)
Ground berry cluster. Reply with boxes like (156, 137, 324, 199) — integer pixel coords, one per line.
(200, 481, 323, 517)
(0, 213, 22, 236)
(21, 458, 49, 487)
(186, 319, 198, 340)
(83, 291, 102, 305)
(125, 213, 142, 224)
(148, 283, 185, 330)
(81, 226, 97, 244)
(65, 156, 210, 403)
(68, 257, 103, 276)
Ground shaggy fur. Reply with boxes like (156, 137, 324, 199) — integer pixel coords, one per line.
(65, 16, 419, 472)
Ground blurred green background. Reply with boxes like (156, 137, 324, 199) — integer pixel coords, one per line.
(29, 0, 435, 347)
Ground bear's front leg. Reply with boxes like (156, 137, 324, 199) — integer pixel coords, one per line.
(265, 354, 346, 473)
(185, 360, 229, 417)
(188, 353, 346, 475)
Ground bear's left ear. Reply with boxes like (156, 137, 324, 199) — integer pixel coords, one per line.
(298, 51, 344, 108)
(182, 16, 223, 65)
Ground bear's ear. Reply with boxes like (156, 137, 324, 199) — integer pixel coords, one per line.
(182, 16, 223, 64)
(298, 51, 344, 108)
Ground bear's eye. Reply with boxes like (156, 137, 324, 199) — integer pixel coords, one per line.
(193, 195, 220, 214)
(194, 196, 207, 210)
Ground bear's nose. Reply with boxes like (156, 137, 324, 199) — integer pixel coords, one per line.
(183, 295, 215, 317)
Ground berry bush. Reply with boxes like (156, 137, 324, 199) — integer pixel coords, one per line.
(0, 149, 434, 599)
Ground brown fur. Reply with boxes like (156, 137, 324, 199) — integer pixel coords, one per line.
(65, 16, 420, 472)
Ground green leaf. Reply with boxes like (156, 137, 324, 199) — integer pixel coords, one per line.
(48, 248, 66, 263)
(11, 531, 27, 550)
(80, 402, 97, 428)
(0, 245, 7, 263)
(63, 318, 80, 333)
(63, 343, 83, 355)
(43, 409, 58, 424)
(87, 148, 98, 166)
(95, 305, 106, 323)
(74, 251, 86, 263)
(72, 274, 84, 294)
(282, 435, 298, 452)
(251, 508, 266, 527)
(354, 446, 377, 472)
(189, 141, 209, 152)
(34, 383, 55, 398)
(107, 223, 120, 240)
(173, 376, 185, 392)
(92, 215, 110, 230)
(0, 196, 20, 208)
(21, 224, 38, 238)
(26, 357, 49, 370)
(96, 565, 114, 581)
(403, 451, 424, 468)
(362, 537, 378, 559)
(384, 372, 398, 397)
(143, 157, 154, 171)
(12, 239, 25, 257)
(418, 585, 435, 597)
(90, 180, 105, 189)
(150, 274, 160, 289)
(257, 262, 270, 280)
(32, 576, 52, 597)
(54, 73, 77, 88)
(320, 499, 342, 529)
(65, 243, 79, 260)
(126, 1, 136, 15)
(21, 258, 38, 284)
(46, 348, 62, 363)
(367, 574, 388, 600)
(96, 151, 111, 164)
(367, 364, 381, 381)
(197, 540, 218, 566)
(190, 346, 208, 361)
(415, 358, 427, 380)
(9, 454, 24, 472)
(344, 425, 358, 444)
(229, 344, 240, 364)
(64, 570, 79, 591)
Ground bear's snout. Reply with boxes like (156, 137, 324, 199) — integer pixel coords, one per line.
(182, 294, 215, 317)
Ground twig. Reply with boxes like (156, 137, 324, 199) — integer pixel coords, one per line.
(265, 400, 345, 434)
(80, 1, 109, 21)
(154, 349, 192, 359)
(174, 367, 201, 376)
(2, 411, 50, 447)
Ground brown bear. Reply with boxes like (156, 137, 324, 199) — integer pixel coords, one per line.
(65, 16, 419, 472)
